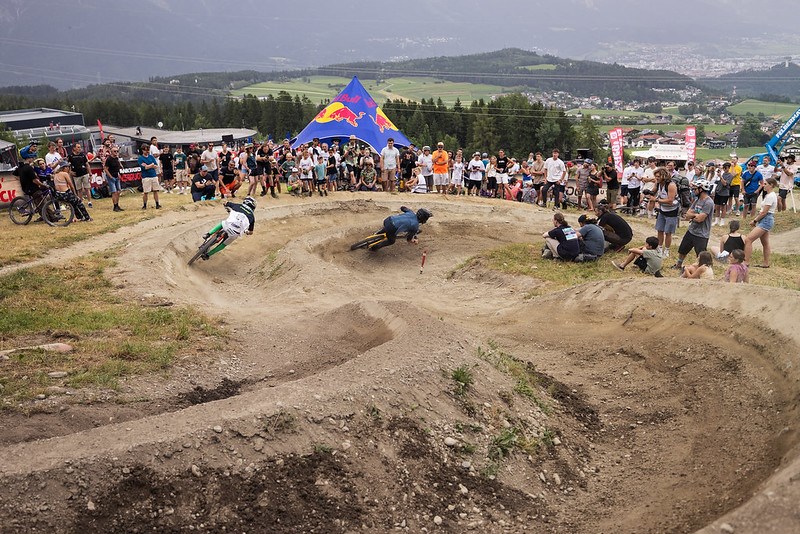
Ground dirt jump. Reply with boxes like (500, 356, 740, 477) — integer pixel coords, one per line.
(0, 195, 798, 533)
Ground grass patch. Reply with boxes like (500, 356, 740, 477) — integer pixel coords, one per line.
(450, 363, 475, 396)
(0, 253, 224, 405)
(478, 342, 551, 415)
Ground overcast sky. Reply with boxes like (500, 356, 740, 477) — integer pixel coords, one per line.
(0, 0, 797, 88)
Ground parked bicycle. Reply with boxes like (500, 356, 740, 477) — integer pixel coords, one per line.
(8, 189, 75, 227)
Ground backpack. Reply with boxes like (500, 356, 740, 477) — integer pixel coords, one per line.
(673, 174, 692, 208)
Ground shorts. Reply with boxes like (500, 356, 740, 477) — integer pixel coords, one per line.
(381, 168, 396, 181)
(655, 211, 678, 233)
(176, 168, 188, 182)
(744, 192, 759, 206)
(586, 185, 599, 196)
(497, 173, 509, 185)
(729, 185, 740, 199)
(468, 179, 482, 189)
(433, 173, 449, 186)
(74, 174, 91, 189)
(779, 188, 789, 200)
(716, 250, 730, 263)
(677, 231, 708, 257)
(487, 175, 497, 190)
(757, 213, 775, 231)
(620, 185, 629, 197)
(106, 175, 122, 193)
(606, 188, 619, 206)
(450, 175, 464, 186)
(714, 194, 729, 206)
(141, 177, 163, 193)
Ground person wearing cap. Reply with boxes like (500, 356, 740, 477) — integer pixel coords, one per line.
(137, 143, 162, 209)
(14, 143, 50, 208)
(356, 157, 378, 192)
(417, 146, 433, 192)
(431, 142, 449, 194)
(599, 161, 619, 210)
(741, 160, 764, 220)
(467, 152, 486, 196)
(776, 154, 797, 212)
(191, 165, 217, 202)
(219, 159, 243, 199)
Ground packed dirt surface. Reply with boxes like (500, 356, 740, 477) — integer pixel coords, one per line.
(1, 195, 799, 533)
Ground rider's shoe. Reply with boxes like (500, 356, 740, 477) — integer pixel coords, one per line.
(201, 253, 210, 261)
(202, 233, 210, 240)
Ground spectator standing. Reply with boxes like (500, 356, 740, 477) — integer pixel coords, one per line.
(255, 142, 272, 197)
(45, 142, 63, 170)
(137, 144, 162, 209)
(744, 178, 779, 268)
(672, 179, 714, 270)
(55, 138, 68, 158)
(624, 159, 644, 213)
(495, 149, 510, 199)
(531, 152, 546, 205)
(432, 142, 450, 194)
(728, 155, 743, 215)
(600, 162, 619, 210)
(642, 156, 658, 217)
(450, 153, 465, 196)
(466, 152, 485, 196)
(712, 162, 732, 226)
(149, 136, 162, 179)
(543, 149, 567, 209)
(103, 145, 125, 211)
(651, 167, 679, 258)
(585, 162, 601, 211)
(399, 150, 417, 192)
(574, 160, 591, 209)
(417, 146, 434, 192)
(776, 154, 797, 212)
(741, 160, 764, 219)
(173, 145, 188, 194)
(159, 145, 175, 193)
(379, 138, 400, 192)
(67, 143, 92, 208)
(201, 142, 219, 183)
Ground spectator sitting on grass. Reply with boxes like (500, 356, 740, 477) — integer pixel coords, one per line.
(612, 236, 664, 277)
(681, 250, 714, 279)
(541, 212, 580, 262)
(576, 214, 605, 261)
(723, 249, 748, 283)
(709, 219, 744, 264)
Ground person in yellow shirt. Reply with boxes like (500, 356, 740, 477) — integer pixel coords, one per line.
(728, 155, 743, 215)
(431, 141, 450, 194)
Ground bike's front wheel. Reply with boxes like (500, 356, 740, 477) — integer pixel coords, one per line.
(350, 233, 386, 250)
(42, 197, 75, 227)
(8, 197, 34, 225)
(188, 231, 225, 265)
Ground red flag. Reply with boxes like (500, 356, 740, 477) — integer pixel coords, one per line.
(97, 119, 104, 142)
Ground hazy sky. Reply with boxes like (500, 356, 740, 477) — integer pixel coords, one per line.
(0, 0, 797, 88)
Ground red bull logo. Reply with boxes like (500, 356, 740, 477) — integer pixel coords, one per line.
(314, 102, 364, 128)
(371, 108, 398, 133)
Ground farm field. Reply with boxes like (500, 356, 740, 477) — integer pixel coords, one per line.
(727, 99, 799, 120)
(232, 75, 509, 106)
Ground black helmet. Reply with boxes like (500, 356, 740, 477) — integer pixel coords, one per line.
(416, 208, 432, 224)
(243, 196, 257, 210)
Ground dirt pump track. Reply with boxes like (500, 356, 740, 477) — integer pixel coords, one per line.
(0, 195, 799, 533)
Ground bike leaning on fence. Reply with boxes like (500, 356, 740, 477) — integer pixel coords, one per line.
(8, 189, 75, 227)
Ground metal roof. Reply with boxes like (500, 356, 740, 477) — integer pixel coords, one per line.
(93, 125, 258, 146)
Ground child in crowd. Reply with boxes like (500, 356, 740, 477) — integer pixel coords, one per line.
(287, 167, 303, 196)
(681, 250, 714, 279)
(450, 153, 465, 196)
(315, 155, 328, 196)
(410, 167, 428, 194)
(709, 219, 744, 263)
(612, 236, 664, 277)
(723, 249, 748, 283)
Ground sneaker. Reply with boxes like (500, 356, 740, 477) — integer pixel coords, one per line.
(670, 262, 682, 270)
(612, 261, 625, 271)
(662, 249, 669, 258)
(117, 205, 124, 212)
(166, 189, 172, 194)
(155, 203, 161, 209)
(87, 201, 93, 208)
(656, 246, 663, 256)
(201, 253, 209, 261)
(271, 192, 278, 198)
(541, 249, 554, 260)
(141, 205, 147, 210)
(202, 233, 210, 240)
(323, 190, 328, 196)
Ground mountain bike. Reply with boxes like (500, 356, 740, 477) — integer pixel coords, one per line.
(188, 228, 227, 265)
(8, 190, 75, 227)
(350, 230, 389, 250)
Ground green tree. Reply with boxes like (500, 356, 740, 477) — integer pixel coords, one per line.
(575, 116, 605, 161)
(737, 116, 769, 147)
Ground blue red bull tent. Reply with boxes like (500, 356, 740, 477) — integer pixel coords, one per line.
(292, 76, 411, 151)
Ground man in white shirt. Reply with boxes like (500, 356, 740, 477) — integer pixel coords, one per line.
(379, 138, 400, 192)
(756, 156, 774, 183)
(543, 148, 567, 209)
(641, 156, 658, 217)
(417, 146, 434, 192)
(201, 142, 220, 182)
(623, 159, 644, 212)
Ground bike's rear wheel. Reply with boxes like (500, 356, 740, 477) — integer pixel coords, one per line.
(42, 197, 75, 227)
(350, 234, 386, 250)
(188, 231, 225, 265)
(8, 197, 33, 225)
